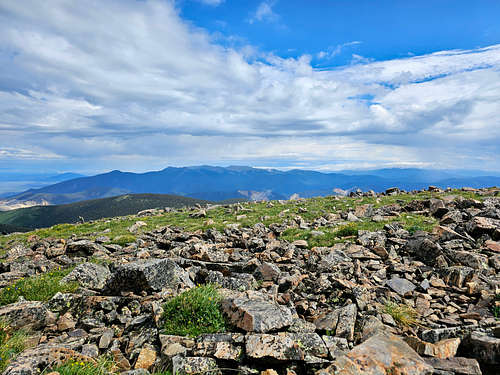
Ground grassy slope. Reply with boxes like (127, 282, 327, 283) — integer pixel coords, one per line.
(0, 223, 31, 234)
(0, 189, 489, 251)
(0, 194, 211, 230)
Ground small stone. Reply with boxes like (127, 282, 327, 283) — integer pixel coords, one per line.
(99, 329, 114, 349)
(292, 240, 308, 248)
(386, 277, 416, 296)
(81, 344, 99, 358)
(128, 221, 147, 233)
(134, 346, 157, 370)
(112, 349, 131, 371)
(172, 356, 220, 375)
(347, 212, 360, 222)
(57, 313, 76, 331)
(260, 370, 278, 375)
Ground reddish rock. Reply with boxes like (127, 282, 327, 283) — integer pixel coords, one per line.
(318, 334, 433, 375)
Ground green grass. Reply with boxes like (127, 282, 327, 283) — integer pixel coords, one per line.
(0, 320, 27, 372)
(162, 284, 227, 337)
(0, 268, 78, 306)
(382, 301, 421, 328)
(44, 356, 114, 375)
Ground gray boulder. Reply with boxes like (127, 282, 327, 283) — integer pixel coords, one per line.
(60, 262, 111, 290)
(106, 258, 193, 294)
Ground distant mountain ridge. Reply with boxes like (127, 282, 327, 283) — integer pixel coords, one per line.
(3, 166, 500, 206)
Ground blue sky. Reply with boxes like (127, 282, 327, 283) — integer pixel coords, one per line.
(0, 0, 499, 175)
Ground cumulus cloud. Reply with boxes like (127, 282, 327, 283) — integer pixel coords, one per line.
(0, 0, 499, 173)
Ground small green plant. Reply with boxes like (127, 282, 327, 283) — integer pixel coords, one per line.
(110, 234, 136, 246)
(162, 284, 227, 337)
(492, 294, 500, 319)
(407, 225, 423, 235)
(382, 301, 421, 328)
(0, 268, 78, 306)
(334, 224, 358, 238)
(0, 320, 27, 372)
(44, 356, 113, 375)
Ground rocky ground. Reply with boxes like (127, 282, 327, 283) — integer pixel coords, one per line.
(0, 187, 499, 375)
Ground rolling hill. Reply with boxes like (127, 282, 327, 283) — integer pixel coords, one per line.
(0, 193, 211, 230)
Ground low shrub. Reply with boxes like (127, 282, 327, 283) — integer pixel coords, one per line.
(162, 284, 227, 337)
(0, 268, 78, 306)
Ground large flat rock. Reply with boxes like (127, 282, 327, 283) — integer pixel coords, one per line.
(318, 333, 433, 375)
(222, 291, 294, 333)
(0, 301, 55, 331)
(106, 258, 193, 294)
(246, 332, 328, 363)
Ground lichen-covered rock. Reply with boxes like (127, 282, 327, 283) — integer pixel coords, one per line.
(134, 345, 157, 370)
(314, 304, 357, 341)
(463, 332, 500, 365)
(3, 345, 95, 375)
(246, 332, 328, 363)
(322, 336, 349, 360)
(222, 292, 294, 333)
(194, 333, 244, 361)
(405, 337, 460, 359)
(318, 334, 433, 375)
(0, 301, 55, 330)
(60, 262, 111, 290)
(172, 356, 220, 375)
(106, 258, 193, 293)
(65, 240, 106, 255)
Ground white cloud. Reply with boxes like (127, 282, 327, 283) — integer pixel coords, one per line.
(195, 0, 224, 6)
(316, 41, 361, 60)
(249, 1, 279, 24)
(0, 0, 499, 173)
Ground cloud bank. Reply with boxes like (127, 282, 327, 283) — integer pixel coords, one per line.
(0, 0, 499, 173)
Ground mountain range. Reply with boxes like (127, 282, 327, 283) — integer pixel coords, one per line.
(2, 166, 500, 207)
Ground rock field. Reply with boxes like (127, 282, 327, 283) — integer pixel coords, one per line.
(0, 187, 499, 375)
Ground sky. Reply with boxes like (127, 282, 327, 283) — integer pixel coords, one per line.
(0, 0, 500, 175)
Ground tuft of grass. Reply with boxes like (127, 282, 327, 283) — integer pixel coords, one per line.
(44, 356, 113, 375)
(383, 302, 421, 328)
(334, 223, 358, 237)
(0, 268, 78, 306)
(109, 234, 136, 246)
(162, 284, 227, 337)
(0, 320, 28, 372)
